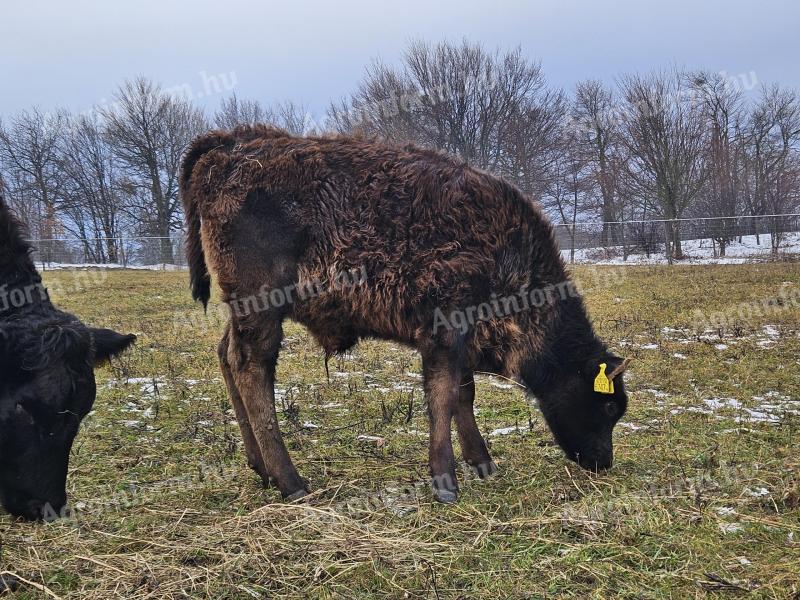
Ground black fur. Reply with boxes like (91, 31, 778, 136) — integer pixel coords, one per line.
(0, 195, 136, 520)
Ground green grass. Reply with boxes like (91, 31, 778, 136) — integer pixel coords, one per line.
(1, 264, 799, 599)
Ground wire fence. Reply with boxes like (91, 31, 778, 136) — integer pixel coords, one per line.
(31, 234, 188, 269)
(553, 213, 800, 263)
(28, 214, 800, 269)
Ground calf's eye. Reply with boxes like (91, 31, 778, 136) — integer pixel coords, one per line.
(604, 402, 617, 417)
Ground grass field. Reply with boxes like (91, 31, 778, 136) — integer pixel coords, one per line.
(2, 264, 799, 599)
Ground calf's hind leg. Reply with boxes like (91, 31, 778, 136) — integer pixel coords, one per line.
(218, 323, 270, 485)
(228, 316, 308, 500)
(454, 373, 497, 479)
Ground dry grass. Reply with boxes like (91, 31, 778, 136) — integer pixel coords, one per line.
(1, 263, 799, 598)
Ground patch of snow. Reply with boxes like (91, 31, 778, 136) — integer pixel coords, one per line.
(489, 425, 526, 436)
(704, 398, 742, 410)
(490, 381, 515, 389)
(319, 402, 344, 409)
(641, 388, 670, 398)
(122, 377, 159, 385)
(392, 382, 415, 392)
(719, 523, 743, 534)
(738, 410, 780, 424)
(671, 393, 798, 424)
(618, 422, 648, 431)
(106, 376, 165, 399)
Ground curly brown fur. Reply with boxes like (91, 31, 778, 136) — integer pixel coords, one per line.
(182, 125, 631, 502)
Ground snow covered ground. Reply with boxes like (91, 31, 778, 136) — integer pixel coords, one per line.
(36, 262, 186, 271)
(563, 232, 800, 265)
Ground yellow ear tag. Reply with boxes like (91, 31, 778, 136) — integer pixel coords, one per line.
(593, 363, 615, 394)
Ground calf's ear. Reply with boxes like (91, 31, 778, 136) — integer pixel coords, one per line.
(90, 328, 136, 365)
(606, 356, 631, 381)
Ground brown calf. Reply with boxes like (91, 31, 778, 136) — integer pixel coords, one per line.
(180, 125, 630, 503)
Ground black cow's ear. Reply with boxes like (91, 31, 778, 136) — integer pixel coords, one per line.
(91, 328, 136, 365)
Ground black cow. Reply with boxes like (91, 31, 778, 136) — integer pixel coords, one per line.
(0, 195, 135, 520)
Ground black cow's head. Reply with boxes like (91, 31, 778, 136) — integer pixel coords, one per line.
(0, 319, 135, 520)
(524, 354, 630, 471)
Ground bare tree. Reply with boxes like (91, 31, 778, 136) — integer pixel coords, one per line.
(619, 70, 707, 262)
(573, 80, 622, 246)
(501, 88, 567, 200)
(328, 39, 565, 198)
(216, 95, 315, 135)
(0, 108, 68, 254)
(214, 93, 269, 129)
(103, 77, 207, 262)
(543, 132, 592, 263)
(743, 84, 800, 253)
(272, 101, 316, 136)
(689, 71, 746, 256)
(58, 113, 126, 262)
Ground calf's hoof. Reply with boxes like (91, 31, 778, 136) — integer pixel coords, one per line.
(471, 460, 499, 480)
(433, 488, 458, 504)
(284, 489, 309, 502)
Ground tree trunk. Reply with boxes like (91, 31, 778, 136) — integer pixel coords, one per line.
(106, 238, 119, 263)
(621, 220, 628, 261)
(569, 225, 576, 264)
(663, 221, 674, 265)
(159, 234, 174, 265)
(672, 222, 683, 260)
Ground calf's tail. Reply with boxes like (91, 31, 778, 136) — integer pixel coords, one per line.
(180, 132, 229, 310)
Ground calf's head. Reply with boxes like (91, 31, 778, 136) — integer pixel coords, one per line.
(0, 321, 134, 520)
(525, 355, 630, 471)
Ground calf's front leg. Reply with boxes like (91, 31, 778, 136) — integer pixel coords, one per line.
(422, 349, 462, 503)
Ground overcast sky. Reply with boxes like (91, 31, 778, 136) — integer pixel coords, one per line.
(2, 0, 798, 120)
